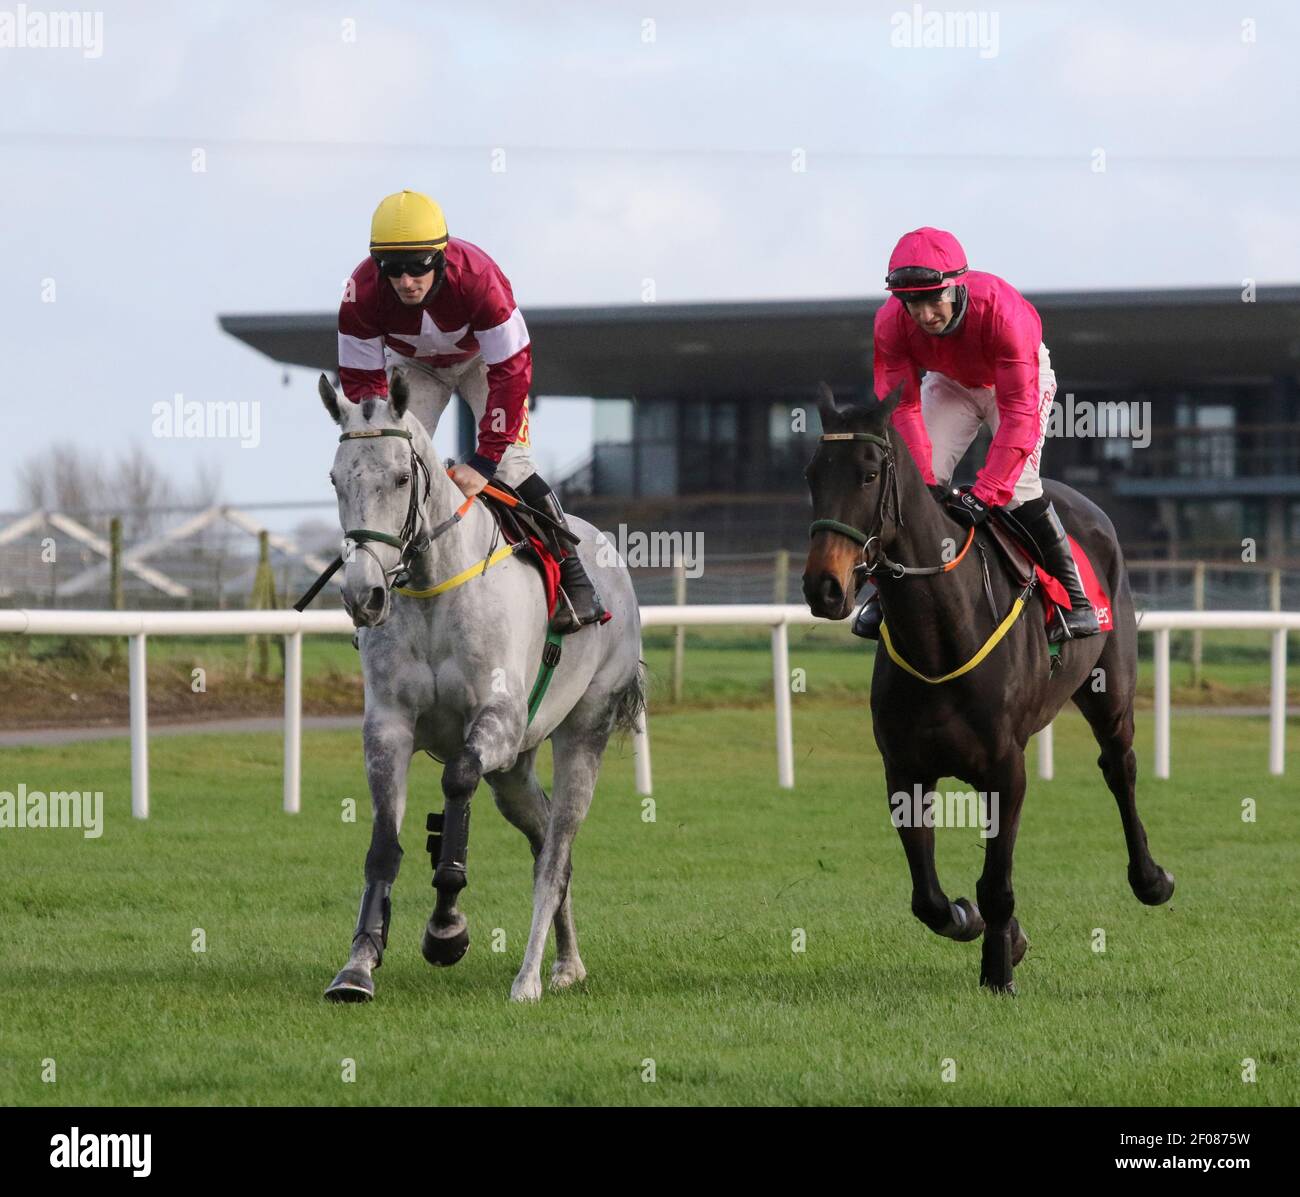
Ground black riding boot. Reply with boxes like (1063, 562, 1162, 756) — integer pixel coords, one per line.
(517, 475, 608, 634)
(1020, 499, 1101, 642)
(851, 585, 883, 640)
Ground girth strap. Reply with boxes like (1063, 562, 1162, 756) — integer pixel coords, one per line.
(526, 630, 564, 726)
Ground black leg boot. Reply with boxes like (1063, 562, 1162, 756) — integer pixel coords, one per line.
(851, 585, 883, 640)
(517, 475, 608, 634)
(1019, 499, 1101, 642)
(323, 880, 392, 1002)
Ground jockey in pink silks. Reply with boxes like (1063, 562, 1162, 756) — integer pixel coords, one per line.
(852, 227, 1101, 642)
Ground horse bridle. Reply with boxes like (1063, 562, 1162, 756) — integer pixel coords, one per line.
(336, 427, 435, 589)
(293, 427, 476, 612)
(808, 429, 974, 580)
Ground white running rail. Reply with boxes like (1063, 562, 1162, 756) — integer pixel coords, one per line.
(0, 607, 1293, 817)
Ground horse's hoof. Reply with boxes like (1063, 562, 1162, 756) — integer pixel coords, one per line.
(980, 976, 1018, 996)
(952, 897, 985, 941)
(1133, 866, 1175, 906)
(550, 960, 588, 991)
(421, 923, 470, 967)
(324, 968, 375, 1003)
(1011, 927, 1030, 967)
(511, 974, 544, 1003)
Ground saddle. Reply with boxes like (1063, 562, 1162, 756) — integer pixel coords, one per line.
(477, 480, 568, 619)
(983, 511, 1114, 635)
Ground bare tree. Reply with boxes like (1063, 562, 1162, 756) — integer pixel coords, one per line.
(18, 443, 107, 519)
(115, 443, 178, 540)
(16, 442, 216, 541)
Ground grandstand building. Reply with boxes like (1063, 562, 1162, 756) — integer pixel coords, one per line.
(222, 286, 1300, 565)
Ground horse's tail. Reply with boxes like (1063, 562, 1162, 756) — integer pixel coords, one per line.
(610, 659, 648, 741)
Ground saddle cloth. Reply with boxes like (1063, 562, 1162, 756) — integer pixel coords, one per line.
(478, 484, 563, 618)
(985, 516, 1114, 633)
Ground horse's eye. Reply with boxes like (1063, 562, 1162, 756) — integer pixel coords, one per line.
(862, 471, 879, 486)
(397, 473, 411, 487)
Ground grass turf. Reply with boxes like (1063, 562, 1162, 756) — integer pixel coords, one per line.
(2, 698, 1297, 1107)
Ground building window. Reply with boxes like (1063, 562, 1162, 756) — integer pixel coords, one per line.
(593, 398, 633, 444)
(634, 399, 678, 496)
(634, 398, 677, 443)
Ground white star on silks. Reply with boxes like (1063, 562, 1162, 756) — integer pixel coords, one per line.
(387, 311, 471, 357)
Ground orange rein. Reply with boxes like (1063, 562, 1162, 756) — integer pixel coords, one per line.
(940, 526, 977, 572)
(446, 466, 514, 514)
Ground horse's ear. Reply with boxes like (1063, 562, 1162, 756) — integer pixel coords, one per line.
(816, 381, 841, 430)
(389, 370, 409, 419)
(876, 381, 906, 420)
(318, 373, 342, 424)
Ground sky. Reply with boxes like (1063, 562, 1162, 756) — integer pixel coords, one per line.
(2, 0, 1297, 528)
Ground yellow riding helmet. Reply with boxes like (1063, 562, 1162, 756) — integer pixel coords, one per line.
(369, 190, 449, 255)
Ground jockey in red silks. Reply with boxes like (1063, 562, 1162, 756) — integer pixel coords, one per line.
(337, 190, 605, 633)
(852, 227, 1100, 642)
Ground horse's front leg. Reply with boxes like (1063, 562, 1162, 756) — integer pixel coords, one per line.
(885, 763, 986, 944)
(976, 750, 1029, 994)
(421, 701, 523, 968)
(324, 706, 415, 1002)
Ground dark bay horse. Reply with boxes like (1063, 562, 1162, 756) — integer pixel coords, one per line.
(802, 383, 1174, 993)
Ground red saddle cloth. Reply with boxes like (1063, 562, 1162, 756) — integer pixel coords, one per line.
(1035, 535, 1114, 632)
(521, 533, 563, 619)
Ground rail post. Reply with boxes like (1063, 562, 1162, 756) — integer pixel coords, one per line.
(633, 710, 652, 796)
(1154, 627, 1171, 779)
(672, 554, 686, 704)
(1037, 723, 1054, 780)
(1270, 628, 1287, 776)
(772, 618, 794, 788)
(283, 630, 303, 812)
(129, 632, 149, 818)
(1191, 561, 1205, 689)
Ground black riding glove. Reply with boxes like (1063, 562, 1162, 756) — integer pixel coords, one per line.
(944, 486, 994, 528)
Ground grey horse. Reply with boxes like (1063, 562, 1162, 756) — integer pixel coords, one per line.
(316, 373, 644, 1003)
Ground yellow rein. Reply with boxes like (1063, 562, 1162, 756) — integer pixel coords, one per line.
(394, 543, 518, 599)
(878, 589, 1031, 685)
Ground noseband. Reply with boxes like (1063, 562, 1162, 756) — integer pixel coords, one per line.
(808, 429, 973, 578)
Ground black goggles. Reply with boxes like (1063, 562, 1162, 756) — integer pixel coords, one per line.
(898, 285, 958, 306)
(886, 264, 967, 291)
(374, 252, 442, 279)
